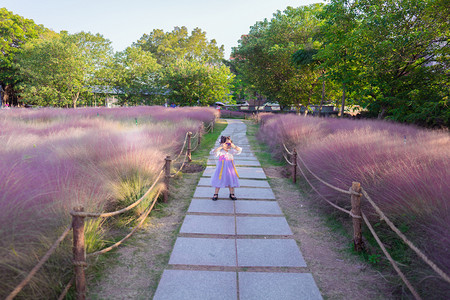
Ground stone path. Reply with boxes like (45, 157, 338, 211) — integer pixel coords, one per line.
(153, 119, 323, 300)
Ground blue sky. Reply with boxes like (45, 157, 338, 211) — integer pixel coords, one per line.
(2, 0, 320, 58)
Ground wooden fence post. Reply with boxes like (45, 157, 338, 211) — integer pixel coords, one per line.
(187, 132, 192, 162)
(164, 156, 172, 203)
(351, 182, 363, 252)
(292, 149, 297, 184)
(72, 206, 86, 300)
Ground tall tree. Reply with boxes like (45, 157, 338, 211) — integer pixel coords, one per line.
(134, 26, 224, 66)
(110, 46, 161, 105)
(16, 33, 87, 107)
(0, 8, 48, 106)
(232, 4, 325, 110)
(162, 59, 234, 106)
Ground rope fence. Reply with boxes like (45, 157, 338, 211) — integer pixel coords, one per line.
(281, 142, 450, 300)
(6, 119, 214, 300)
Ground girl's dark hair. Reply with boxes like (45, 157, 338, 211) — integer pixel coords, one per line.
(220, 136, 231, 144)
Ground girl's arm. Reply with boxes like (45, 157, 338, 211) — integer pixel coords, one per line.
(210, 145, 223, 155)
(231, 144, 242, 155)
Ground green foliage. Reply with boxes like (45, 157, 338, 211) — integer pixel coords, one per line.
(15, 31, 114, 107)
(16, 33, 87, 107)
(162, 60, 234, 106)
(134, 26, 224, 66)
(315, 0, 449, 125)
(0, 8, 47, 84)
(232, 4, 325, 110)
(110, 46, 161, 105)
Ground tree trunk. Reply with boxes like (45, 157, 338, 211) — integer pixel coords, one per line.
(319, 79, 325, 117)
(73, 91, 80, 108)
(341, 82, 346, 117)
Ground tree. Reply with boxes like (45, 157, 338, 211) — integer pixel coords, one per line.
(134, 26, 224, 66)
(0, 8, 48, 106)
(110, 46, 161, 105)
(16, 33, 87, 107)
(162, 60, 234, 106)
(316, 0, 449, 125)
(314, 0, 364, 117)
(232, 4, 325, 111)
(353, 0, 449, 124)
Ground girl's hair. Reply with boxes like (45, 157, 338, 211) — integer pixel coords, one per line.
(220, 136, 231, 144)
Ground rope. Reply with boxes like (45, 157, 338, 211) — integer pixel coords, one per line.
(57, 277, 74, 300)
(297, 162, 361, 218)
(170, 152, 188, 178)
(172, 132, 189, 162)
(71, 169, 164, 218)
(87, 188, 162, 257)
(361, 188, 450, 284)
(296, 154, 359, 196)
(283, 154, 296, 166)
(362, 212, 422, 300)
(191, 130, 199, 139)
(6, 224, 72, 300)
(191, 136, 200, 152)
(282, 142, 294, 156)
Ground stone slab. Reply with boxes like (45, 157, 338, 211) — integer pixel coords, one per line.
(194, 186, 275, 200)
(235, 201, 282, 215)
(154, 270, 237, 300)
(236, 217, 292, 235)
(237, 239, 306, 267)
(238, 272, 322, 300)
(180, 215, 235, 234)
(188, 199, 235, 214)
(208, 159, 261, 166)
(203, 166, 267, 179)
(169, 237, 236, 266)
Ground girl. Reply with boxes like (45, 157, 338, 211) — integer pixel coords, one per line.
(211, 136, 242, 201)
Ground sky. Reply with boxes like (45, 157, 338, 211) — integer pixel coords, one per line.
(2, 0, 321, 58)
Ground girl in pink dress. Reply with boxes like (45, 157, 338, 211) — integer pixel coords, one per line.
(211, 136, 242, 201)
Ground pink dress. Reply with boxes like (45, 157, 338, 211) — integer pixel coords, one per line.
(210, 147, 242, 188)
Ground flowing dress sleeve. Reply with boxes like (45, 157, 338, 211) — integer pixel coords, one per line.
(231, 146, 242, 156)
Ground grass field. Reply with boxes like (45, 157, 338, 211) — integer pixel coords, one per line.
(255, 113, 449, 298)
(0, 106, 218, 299)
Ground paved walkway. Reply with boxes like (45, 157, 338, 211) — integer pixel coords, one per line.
(154, 119, 323, 300)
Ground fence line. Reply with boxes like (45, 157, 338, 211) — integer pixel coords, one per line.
(6, 119, 213, 300)
(294, 157, 360, 218)
(5, 225, 73, 300)
(87, 188, 162, 257)
(361, 188, 450, 284)
(71, 169, 164, 218)
(281, 143, 450, 299)
(361, 212, 422, 300)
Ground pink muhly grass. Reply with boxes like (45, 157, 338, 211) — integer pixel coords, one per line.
(0, 106, 215, 298)
(258, 114, 450, 278)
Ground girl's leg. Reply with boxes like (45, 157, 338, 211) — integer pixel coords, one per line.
(212, 187, 220, 201)
(229, 187, 237, 200)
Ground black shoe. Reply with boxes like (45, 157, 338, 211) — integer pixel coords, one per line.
(212, 194, 218, 201)
(229, 194, 237, 200)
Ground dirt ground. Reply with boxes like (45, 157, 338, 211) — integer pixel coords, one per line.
(265, 166, 396, 300)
